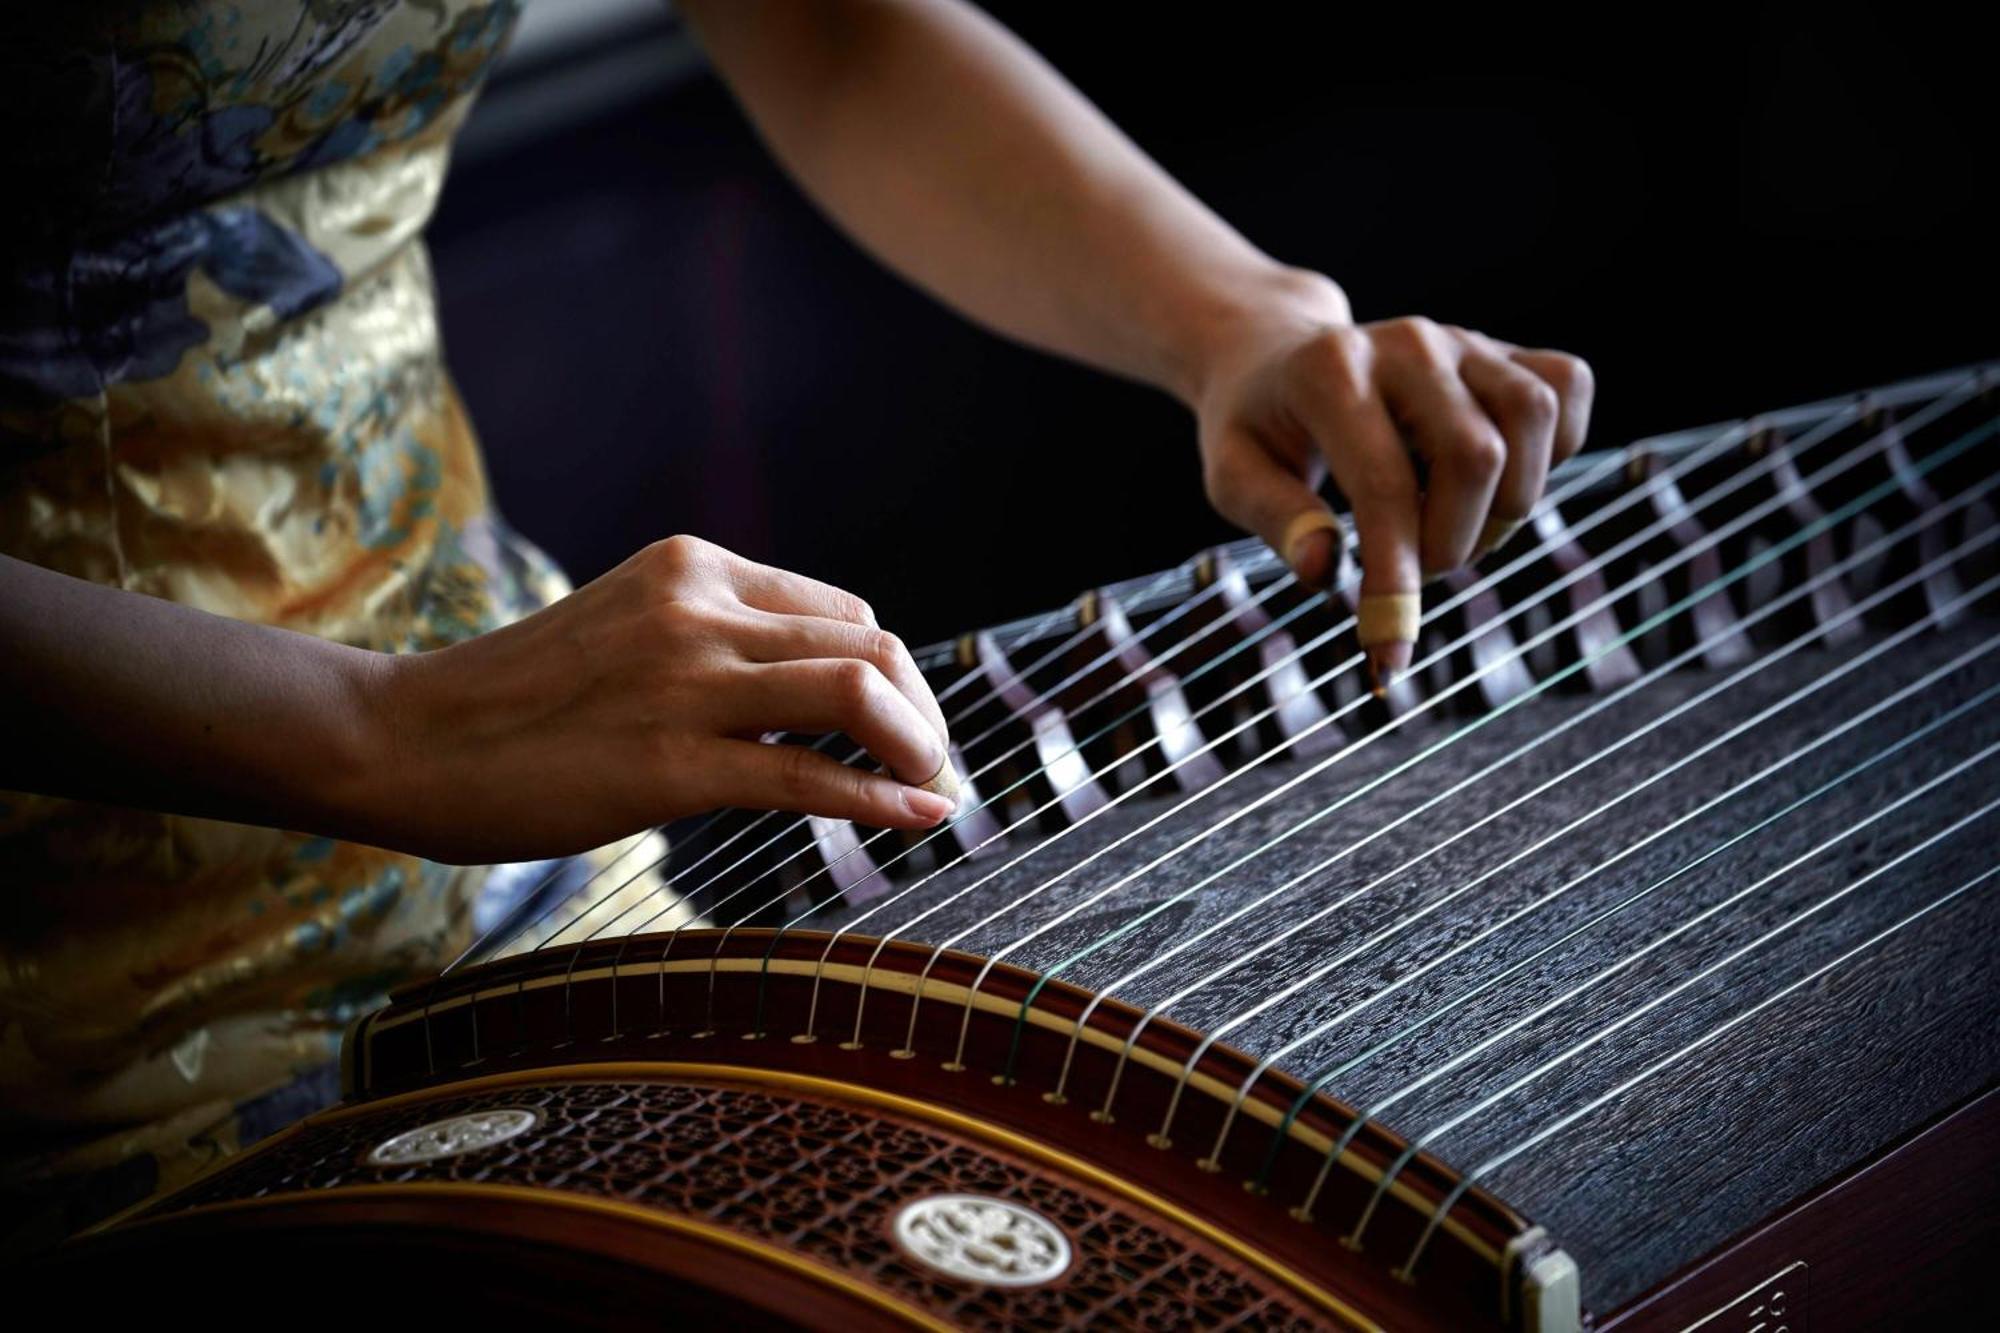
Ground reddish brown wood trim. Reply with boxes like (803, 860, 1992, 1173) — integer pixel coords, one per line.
(360, 928, 1541, 1329)
(1600, 1081, 2000, 1331)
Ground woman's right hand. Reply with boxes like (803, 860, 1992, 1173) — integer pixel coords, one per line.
(365, 535, 956, 865)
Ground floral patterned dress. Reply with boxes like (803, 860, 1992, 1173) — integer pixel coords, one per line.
(0, 1, 565, 1243)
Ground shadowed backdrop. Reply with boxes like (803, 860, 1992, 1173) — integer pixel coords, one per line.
(429, 1, 1991, 648)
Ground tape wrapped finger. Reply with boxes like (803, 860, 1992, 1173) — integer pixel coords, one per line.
(1356, 593, 1421, 648)
(1280, 511, 1345, 569)
(917, 757, 961, 806)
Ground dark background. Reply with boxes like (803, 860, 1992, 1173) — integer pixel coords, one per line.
(429, 2, 1992, 649)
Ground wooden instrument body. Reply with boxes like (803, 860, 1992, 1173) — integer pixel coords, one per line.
(39, 366, 2000, 1329)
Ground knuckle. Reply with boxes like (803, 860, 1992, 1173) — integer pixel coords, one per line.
(831, 657, 881, 712)
(1511, 377, 1561, 428)
(1299, 328, 1367, 401)
(863, 627, 909, 672)
(1378, 315, 1447, 363)
(1456, 430, 1507, 479)
(1423, 535, 1471, 574)
(645, 533, 706, 581)
(777, 742, 820, 801)
(1544, 351, 1595, 402)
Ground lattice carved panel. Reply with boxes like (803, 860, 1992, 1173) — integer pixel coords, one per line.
(157, 1077, 1335, 1330)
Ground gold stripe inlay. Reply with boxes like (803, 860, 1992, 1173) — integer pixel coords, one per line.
(360, 955, 1504, 1267)
(160, 1061, 1382, 1331)
(113, 1181, 950, 1332)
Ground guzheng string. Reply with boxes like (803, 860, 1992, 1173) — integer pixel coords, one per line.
(541, 570, 1309, 1039)
(481, 422, 1615, 1052)
(580, 565, 1290, 950)
(1104, 482, 2000, 1128)
(1196, 546, 2000, 1174)
(1284, 635, 2000, 1221)
(446, 562, 1191, 972)
(548, 444, 1616, 1011)
(395, 370, 1995, 1301)
(430, 573, 1184, 1044)
(1389, 795, 2000, 1279)
(449, 374, 1979, 1076)
(968, 426, 1993, 1106)
(777, 426, 1757, 1035)
(887, 400, 1988, 1063)
(495, 387, 1845, 976)
(715, 443, 1629, 958)
(651, 567, 1240, 912)
(1061, 496, 2000, 1118)
(785, 389, 1961, 1052)
(499, 429, 1641, 976)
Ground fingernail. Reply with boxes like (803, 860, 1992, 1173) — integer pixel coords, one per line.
(903, 788, 955, 825)
(1474, 517, 1522, 561)
(1367, 642, 1412, 699)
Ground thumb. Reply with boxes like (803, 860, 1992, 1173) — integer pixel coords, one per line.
(1203, 430, 1346, 589)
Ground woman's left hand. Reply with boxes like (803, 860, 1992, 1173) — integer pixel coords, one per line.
(1183, 268, 1595, 681)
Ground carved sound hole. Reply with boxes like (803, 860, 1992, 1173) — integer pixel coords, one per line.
(892, 1193, 1073, 1287)
(365, 1107, 540, 1166)
(162, 1079, 1328, 1330)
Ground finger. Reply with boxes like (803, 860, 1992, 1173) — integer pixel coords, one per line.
(725, 555, 879, 627)
(728, 610, 950, 748)
(1456, 340, 1557, 554)
(707, 738, 954, 829)
(1286, 336, 1424, 688)
(1369, 320, 1507, 577)
(1507, 348, 1596, 463)
(1201, 427, 1346, 589)
(728, 657, 948, 790)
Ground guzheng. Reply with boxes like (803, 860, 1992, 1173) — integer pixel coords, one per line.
(47, 364, 2000, 1330)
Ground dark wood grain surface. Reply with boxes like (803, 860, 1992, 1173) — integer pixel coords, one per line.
(778, 610, 2000, 1314)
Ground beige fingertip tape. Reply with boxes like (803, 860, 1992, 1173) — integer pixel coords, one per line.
(1281, 511, 1343, 569)
(1477, 516, 1523, 557)
(1356, 593, 1421, 648)
(917, 757, 961, 806)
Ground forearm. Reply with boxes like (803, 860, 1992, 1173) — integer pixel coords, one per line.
(680, 0, 1335, 404)
(0, 555, 392, 837)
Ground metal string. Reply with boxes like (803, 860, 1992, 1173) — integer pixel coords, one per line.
(559, 386, 1868, 1003)
(480, 426, 1637, 1049)
(1071, 488, 1999, 1126)
(743, 410, 1780, 993)
(918, 400, 1987, 1070)
(1159, 515, 2000, 1144)
(548, 573, 1318, 1044)
(594, 568, 1238, 938)
(562, 567, 1281, 956)
(1281, 634, 2000, 1220)
(432, 568, 1183, 1058)
(487, 367, 1985, 976)
(798, 411, 1798, 1046)
(640, 421, 1630, 977)
(1342, 752, 1999, 1248)
(1392, 829, 2000, 1280)
(406, 369, 1989, 1078)
(468, 564, 1186, 967)
(558, 577, 1264, 1038)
